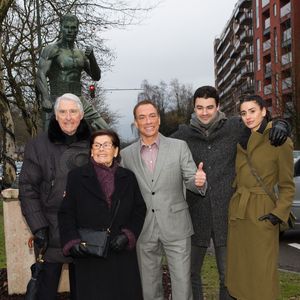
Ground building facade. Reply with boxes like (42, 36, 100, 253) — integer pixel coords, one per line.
(253, 0, 300, 119)
(214, 0, 300, 124)
(214, 0, 254, 115)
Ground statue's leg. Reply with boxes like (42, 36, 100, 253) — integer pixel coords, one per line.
(42, 111, 52, 131)
(80, 96, 109, 130)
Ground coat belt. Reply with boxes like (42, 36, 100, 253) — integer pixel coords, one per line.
(231, 186, 267, 220)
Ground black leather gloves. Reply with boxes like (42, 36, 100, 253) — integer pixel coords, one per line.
(110, 234, 129, 252)
(34, 227, 49, 250)
(269, 119, 290, 146)
(259, 213, 282, 225)
(69, 243, 87, 258)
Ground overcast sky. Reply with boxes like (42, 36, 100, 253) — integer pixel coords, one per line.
(101, 0, 238, 140)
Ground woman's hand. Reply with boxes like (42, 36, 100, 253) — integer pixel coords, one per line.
(110, 234, 129, 252)
(258, 213, 282, 225)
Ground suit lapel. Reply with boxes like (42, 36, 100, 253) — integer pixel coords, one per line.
(152, 134, 169, 186)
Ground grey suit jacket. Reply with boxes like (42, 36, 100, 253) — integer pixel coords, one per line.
(121, 133, 201, 242)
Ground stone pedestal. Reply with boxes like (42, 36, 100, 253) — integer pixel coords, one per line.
(1, 188, 70, 295)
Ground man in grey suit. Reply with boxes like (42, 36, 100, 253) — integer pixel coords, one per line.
(121, 100, 207, 300)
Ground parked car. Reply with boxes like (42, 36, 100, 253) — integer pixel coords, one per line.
(291, 176, 300, 231)
(293, 150, 300, 163)
(292, 152, 300, 231)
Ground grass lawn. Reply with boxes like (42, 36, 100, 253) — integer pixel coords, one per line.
(0, 201, 299, 299)
(202, 253, 300, 299)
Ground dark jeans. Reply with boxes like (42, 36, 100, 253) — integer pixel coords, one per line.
(191, 244, 234, 300)
(36, 262, 76, 300)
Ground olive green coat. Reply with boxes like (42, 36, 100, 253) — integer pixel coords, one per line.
(226, 123, 295, 300)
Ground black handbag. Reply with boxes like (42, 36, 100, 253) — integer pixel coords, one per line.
(246, 155, 296, 232)
(78, 200, 120, 258)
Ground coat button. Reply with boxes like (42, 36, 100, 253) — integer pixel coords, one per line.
(152, 192, 155, 195)
(152, 209, 155, 212)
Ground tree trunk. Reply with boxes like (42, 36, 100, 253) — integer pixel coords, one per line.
(0, 0, 16, 188)
(0, 0, 14, 24)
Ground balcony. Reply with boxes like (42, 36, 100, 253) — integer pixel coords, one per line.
(281, 52, 292, 65)
(234, 39, 243, 54)
(240, 11, 253, 25)
(238, 0, 252, 9)
(282, 28, 292, 48)
(264, 84, 272, 95)
(264, 18, 270, 35)
(280, 2, 291, 18)
(240, 46, 253, 60)
(264, 63, 272, 79)
(282, 77, 292, 90)
(236, 73, 242, 84)
(240, 81, 255, 93)
(240, 29, 253, 42)
(262, 0, 270, 8)
(263, 39, 271, 52)
(223, 42, 233, 57)
(233, 21, 241, 35)
(241, 63, 254, 77)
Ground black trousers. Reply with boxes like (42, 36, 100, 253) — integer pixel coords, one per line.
(36, 262, 76, 300)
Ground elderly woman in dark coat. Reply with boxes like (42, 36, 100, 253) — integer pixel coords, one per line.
(59, 129, 146, 300)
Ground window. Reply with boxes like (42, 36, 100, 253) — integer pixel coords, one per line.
(256, 0, 260, 28)
(257, 80, 262, 92)
(273, 4, 277, 16)
(274, 29, 278, 63)
(256, 38, 261, 70)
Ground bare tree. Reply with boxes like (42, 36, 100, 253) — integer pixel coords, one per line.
(0, 0, 17, 188)
(0, 0, 157, 187)
(138, 79, 194, 136)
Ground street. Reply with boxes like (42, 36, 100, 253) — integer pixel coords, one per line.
(279, 230, 300, 273)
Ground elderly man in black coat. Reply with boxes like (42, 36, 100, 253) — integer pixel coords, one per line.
(171, 85, 289, 300)
(19, 93, 91, 300)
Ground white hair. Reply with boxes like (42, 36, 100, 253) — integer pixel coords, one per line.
(54, 93, 84, 115)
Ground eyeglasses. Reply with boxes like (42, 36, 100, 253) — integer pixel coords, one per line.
(92, 142, 114, 150)
(57, 109, 80, 117)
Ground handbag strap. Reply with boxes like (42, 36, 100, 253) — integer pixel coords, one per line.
(246, 155, 278, 203)
(107, 199, 120, 230)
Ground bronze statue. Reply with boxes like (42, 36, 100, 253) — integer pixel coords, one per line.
(36, 14, 108, 130)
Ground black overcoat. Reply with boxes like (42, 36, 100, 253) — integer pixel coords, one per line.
(171, 116, 246, 247)
(58, 162, 146, 300)
(19, 118, 91, 262)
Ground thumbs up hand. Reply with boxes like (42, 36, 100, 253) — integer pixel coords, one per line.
(195, 162, 206, 188)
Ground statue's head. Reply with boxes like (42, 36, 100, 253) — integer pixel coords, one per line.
(60, 14, 79, 43)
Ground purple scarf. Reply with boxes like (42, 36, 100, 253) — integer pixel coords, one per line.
(91, 158, 118, 208)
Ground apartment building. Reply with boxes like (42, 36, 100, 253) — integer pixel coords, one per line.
(254, 0, 300, 117)
(214, 0, 254, 115)
(214, 0, 300, 120)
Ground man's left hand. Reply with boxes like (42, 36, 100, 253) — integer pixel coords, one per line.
(269, 120, 290, 146)
(195, 162, 206, 188)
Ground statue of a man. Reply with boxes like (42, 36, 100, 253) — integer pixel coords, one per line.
(36, 14, 108, 130)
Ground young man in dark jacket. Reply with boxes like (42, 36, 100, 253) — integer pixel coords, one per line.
(171, 86, 289, 300)
(19, 93, 91, 300)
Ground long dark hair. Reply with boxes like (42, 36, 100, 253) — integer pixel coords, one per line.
(239, 94, 272, 121)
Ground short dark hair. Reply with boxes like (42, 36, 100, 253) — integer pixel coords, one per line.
(133, 100, 160, 119)
(90, 129, 121, 161)
(193, 86, 220, 107)
(60, 14, 79, 27)
(240, 94, 272, 121)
